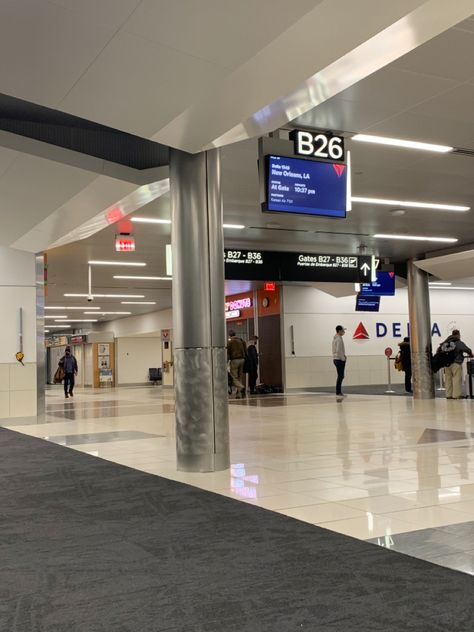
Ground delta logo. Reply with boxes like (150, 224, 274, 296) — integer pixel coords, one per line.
(353, 322, 369, 340)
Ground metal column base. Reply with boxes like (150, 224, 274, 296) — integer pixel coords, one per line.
(174, 347, 229, 472)
(412, 352, 435, 399)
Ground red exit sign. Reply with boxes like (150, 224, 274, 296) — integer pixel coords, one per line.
(264, 282, 276, 291)
(115, 236, 135, 252)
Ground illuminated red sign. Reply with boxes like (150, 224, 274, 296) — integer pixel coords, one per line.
(115, 236, 136, 252)
(264, 282, 276, 291)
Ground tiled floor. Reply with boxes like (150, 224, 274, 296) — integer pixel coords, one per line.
(4, 385, 474, 575)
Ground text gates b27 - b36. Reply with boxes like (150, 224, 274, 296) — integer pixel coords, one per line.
(224, 249, 375, 283)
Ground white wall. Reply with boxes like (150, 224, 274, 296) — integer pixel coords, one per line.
(95, 309, 172, 338)
(283, 285, 474, 389)
(0, 248, 37, 418)
(117, 337, 161, 385)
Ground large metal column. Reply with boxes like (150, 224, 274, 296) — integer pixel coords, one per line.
(407, 260, 435, 399)
(35, 253, 45, 423)
(170, 148, 230, 472)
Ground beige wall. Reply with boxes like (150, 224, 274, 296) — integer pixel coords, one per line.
(117, 337, 161, 385)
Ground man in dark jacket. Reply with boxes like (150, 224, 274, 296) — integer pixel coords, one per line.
(398, 337, 412, 393)
(442, 330, 472, 399)
(227, 331, 247, 399)
(247, 336, 259, 394)
(58, 346, 78, 399)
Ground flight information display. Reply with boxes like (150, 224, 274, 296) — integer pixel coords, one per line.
(360, 271, 395, 296)
(356, 295, 381, 312)
(265, 154, 347, 218)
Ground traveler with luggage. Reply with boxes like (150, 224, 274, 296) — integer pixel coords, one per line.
(397, 337, 412, 393)
(436, 330, 473, 399)
(227, 330, 247, 399)
(58, 346, 78, 399)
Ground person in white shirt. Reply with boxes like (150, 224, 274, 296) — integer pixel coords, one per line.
(332, 325, 347, 397)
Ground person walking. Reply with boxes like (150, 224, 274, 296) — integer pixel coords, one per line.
(442, 329, 473, 399)
(398, 337, 412, 393)
(227, 330, 247, 398)
(58, 346, 78, 399)
(332, 325, 346, 398)
(247, 336, 259, 395)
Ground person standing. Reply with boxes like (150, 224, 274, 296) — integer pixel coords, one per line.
(247, 336, 259, 395)
(58, 346, 78, 399)
(332, 325, 346, 397)
(442, 329, 473, 399)
(227, 330, 247, 399)
(398, 337, 412, 393)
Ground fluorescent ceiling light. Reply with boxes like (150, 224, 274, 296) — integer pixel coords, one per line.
(429, 286, 474, 290)
(83, 311, 131, 315)
(223, 224, 245, 229)
(352, 134, 453, 153)
(44, 315, 67, 319)
(64, 294, 145, 298)
(55, 319, 98, 322)
(121, 301, 157, 305)
(88, 260, 146, 266)
(352, 197, 469, 212)
(113, 275, 172, 281)
(429, 282, 452, 286)
(46, 325, 71, 329)
(131, 217, 171, 224)
(373, 234, 458, 243)
(45, 306, 101, 310)
(44, 330, 50, 333)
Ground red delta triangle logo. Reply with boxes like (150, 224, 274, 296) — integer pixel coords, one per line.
(353, 322, 370, 341)
(332, 164, 345, 177)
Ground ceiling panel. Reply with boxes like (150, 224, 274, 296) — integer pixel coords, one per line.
(125, 0, 319, 69)
(49, 0, 141, 30)
(58, 31, 225, 137)
(0, 0, 116, 105)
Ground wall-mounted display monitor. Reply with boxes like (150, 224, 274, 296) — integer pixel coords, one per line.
(360, 271, 395, 296)
(355, 295, 381, 312)
(264, 154, 347, 218)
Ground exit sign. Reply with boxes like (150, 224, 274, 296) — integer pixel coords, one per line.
(115, 236, 135, 252)
(264, 282, 276, 291)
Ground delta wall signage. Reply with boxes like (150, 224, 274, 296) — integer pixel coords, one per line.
(353, 320, 442, 341)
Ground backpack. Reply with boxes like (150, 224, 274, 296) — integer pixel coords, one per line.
(394, 353, 403, 371)
(431, 340, 457, 373)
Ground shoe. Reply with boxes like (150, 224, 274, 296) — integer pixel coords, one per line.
(69, 392, 73, 397)
(446, 397, 454, 400)
(65, 394, 69, 399)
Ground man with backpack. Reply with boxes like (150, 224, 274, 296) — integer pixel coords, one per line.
(439, 330, 473, 399)
(227, 330, 247, 399)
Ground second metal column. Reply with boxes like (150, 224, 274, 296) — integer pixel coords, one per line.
(407, 260, 435, 399)
(170, 148, 230, 472)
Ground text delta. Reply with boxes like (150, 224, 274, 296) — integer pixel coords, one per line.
(375, 322, 441, 338)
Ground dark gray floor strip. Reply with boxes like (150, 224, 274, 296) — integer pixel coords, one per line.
(45, 430, 163, 445)
(0, 427, 472, 632)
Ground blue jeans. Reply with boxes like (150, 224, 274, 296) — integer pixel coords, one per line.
(64, 372, 75, 396)
(333, 359, 346, 395)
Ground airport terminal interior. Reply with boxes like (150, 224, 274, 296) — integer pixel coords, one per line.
(0, 1, 473, 630)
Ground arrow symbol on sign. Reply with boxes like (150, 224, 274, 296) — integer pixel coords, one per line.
(360, 262, 370, 276)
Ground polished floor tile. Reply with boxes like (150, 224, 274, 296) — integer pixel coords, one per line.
(4, 384, 474, 574)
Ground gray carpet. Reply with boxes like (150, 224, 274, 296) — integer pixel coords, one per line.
(0, 428, 473, 631)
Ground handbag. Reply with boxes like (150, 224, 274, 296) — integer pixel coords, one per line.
(54, 366, 65, 384)
(394, 353, 403, 371)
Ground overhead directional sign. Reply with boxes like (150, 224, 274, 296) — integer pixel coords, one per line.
(358, 255, 377, 282)
(225, 249, 376, 283)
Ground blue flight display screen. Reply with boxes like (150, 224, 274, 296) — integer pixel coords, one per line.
(356, 295, 380, 312)
(266, 154, 347, 218)
(360, 271, 395, 296)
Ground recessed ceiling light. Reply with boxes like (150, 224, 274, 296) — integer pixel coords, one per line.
(429, 282, 452, 286)
(373, 234, 458, 243)
(223, 224, 245, 229)
(113, 275, 172, 281)
(352, 197, 469, 212)
(429, 286, 474, 290)
(46, 325, 71, 329)
(352, 134, 453, 153)
(44, 315, 67, 319)
(45, 306, 101, 310)
(88, 260, 146, 266)
(64, 294, 145, 298)
(83, 311, 131, 315)
(121, 301, 157, 305)
(55, 319, 98, 322)
(131, 217, 171, 224)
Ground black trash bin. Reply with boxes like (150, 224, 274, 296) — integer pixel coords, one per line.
(466, 359, 474, 398)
